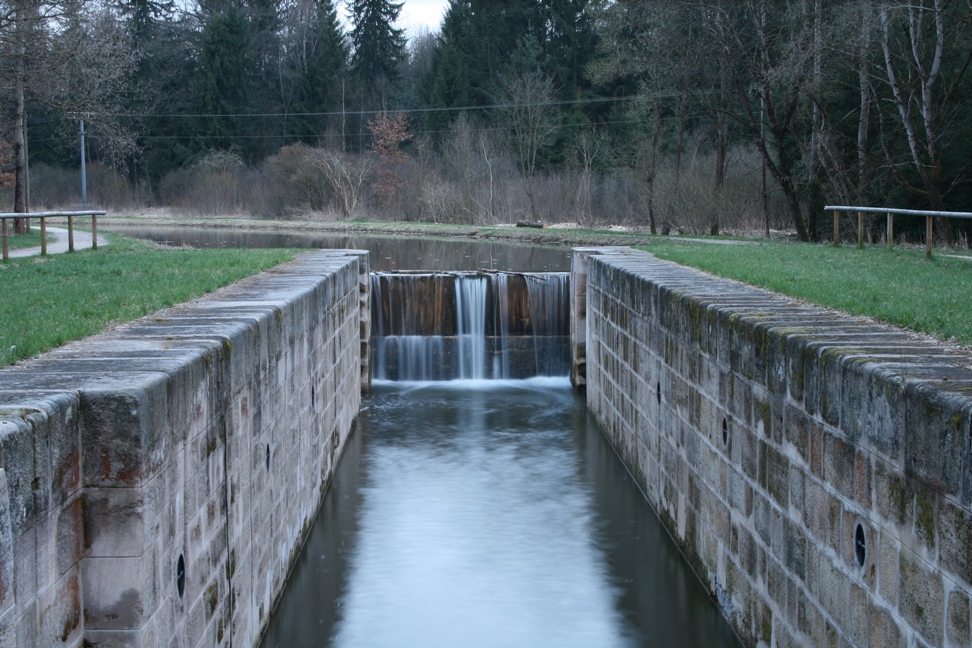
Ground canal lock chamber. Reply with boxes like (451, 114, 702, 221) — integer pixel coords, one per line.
(260, 267, 740, 648)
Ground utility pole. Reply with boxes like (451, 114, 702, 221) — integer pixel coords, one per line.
(80, 117, 87, 209)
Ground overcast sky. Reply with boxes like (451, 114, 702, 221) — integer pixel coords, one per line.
(396, 0, 449, 36)
(335, 0, 449, 37)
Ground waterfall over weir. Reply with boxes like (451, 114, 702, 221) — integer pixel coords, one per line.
(371, 271, 570, 381)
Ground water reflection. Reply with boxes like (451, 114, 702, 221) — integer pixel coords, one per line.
(259, 380, 740, 648)
(103, 226, 569, 272)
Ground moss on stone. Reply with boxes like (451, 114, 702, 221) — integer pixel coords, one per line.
(760, 604, 773, 644)
(916, 491, 936, 550)
(889, 476, 913, 525)
(206, 581, 219, 616)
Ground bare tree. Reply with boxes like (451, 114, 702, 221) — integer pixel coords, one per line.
(500, 71, 558, 222)
(878, 0, 972, 239)
(312, 149, 372, 219)
(573, 130, 603, 227)
(0, 1, 138, 228)
(58, 8, 140, 167)
(857, 0, 877, 204)
(705, 1, 816, 241)
(592, 1, 692, 234)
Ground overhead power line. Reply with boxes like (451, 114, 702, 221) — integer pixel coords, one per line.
(29, 92, 707, 122)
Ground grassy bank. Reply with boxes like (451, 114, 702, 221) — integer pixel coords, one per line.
(644, 241, 972, 346)
(1, 234, 295, 367)
(3, 228, 56, 250)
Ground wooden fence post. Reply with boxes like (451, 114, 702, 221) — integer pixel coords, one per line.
(926, 215, 933, 258)
(833, 211, 840, 247)
(40, 217, 47, 256)
(68, 215, 75, 252)
(887, 213, 893, 250)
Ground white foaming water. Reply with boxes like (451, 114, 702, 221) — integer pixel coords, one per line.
(455, 275, 488, 379)
(371, 271, 570, 381)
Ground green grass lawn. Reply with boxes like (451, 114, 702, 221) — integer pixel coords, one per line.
(4, 228, 56, 250)
(642, 240, 972, 346)
(1, 234, 295, 367)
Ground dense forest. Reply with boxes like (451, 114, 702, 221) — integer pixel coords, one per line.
(1, 0, 971, 242)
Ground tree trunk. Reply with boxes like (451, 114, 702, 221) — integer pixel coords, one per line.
(13, 5, 27, 233)
(674, 94, 687, 181)
(711, 136, 725, 236)
(856, 0, 873, 205)
(783, 185, 809, 243)
(644, 105, 661, 235)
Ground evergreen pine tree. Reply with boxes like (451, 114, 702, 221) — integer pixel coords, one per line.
(195, 4, 259, 159)
(544, 0, 597, 100)
(288, 0, 349, 144)
(348, 0, 406, 93)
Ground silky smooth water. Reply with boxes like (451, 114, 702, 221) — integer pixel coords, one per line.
(259, 380, 740, 648)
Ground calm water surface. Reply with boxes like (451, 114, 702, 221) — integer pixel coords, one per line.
(259, 380, 740, 648)
(103, 226, 569, 272)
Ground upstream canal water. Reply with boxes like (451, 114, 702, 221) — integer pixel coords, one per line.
(110, 227, 739, 647)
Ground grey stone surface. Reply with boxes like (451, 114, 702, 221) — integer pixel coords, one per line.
(583, 248, 972, 648)
(0, 250, 366, 647)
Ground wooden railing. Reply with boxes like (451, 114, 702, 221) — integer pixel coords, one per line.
(0, 210, 106, 261)
(825, 205, 972, 258)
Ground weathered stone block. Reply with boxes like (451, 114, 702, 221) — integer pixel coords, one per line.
(818, 556, 850, 631)
(947, 588, 970, 647)
(939, 502, 972, 586)
(904, 381, 971, 499)
(878, 529, 900, 607)
(797, 589, 825, 645)
(864, 366, 905, 461)
(0, 414, 38, 537)
(80, 374, 171, 488)
(82, 551, 158, 631)
(869, 602, 905, 648)
(37, 568, 82, 645)
(84, 487, 156, 558)
(804, 477, 830, 546)
(823, 432, 855, 501)
(12, 526, 35, 611)
(762, 442, 790, 509)
(0, 472, 13, 616)
(899, 549, 945, 645)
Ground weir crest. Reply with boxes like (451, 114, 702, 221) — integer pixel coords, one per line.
(370, 271, 570, 381)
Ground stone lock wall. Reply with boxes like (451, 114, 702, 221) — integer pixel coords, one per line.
(581, 248, 972, 647)
(0, 250, 370, 647)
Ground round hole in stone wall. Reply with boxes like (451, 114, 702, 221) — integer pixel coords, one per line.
(722, 418, 728, 445)
(266, 444, 271, 472)
(656, 382, 661, 405)
(176, 554, 185, 598)
(854, 523, 867, 567)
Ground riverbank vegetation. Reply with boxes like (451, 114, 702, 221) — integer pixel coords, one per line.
(0, 235, 294, 367)
(645, 241, 972, 347)
(3, 2, 971, 246)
